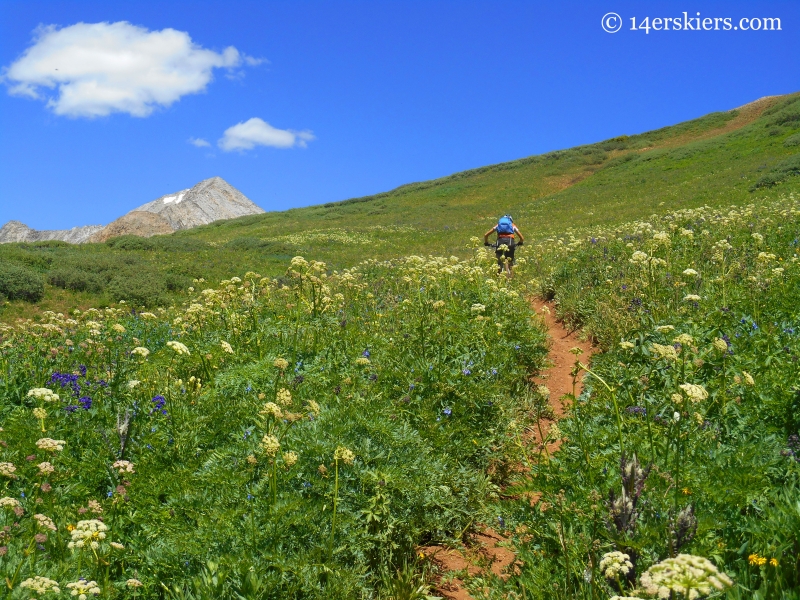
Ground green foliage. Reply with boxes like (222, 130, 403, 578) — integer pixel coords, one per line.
(106, 268, 170, 307)
(751, 153, 800, 190)
(0, 261, 44, 302)
(487, 197, 800, 599)
(785, 133, 800, 148)
(148, 235, 209, 252)
(0, 253, 547, 598)
(105, 235, 156, 251)
(48, 266, 106, 293)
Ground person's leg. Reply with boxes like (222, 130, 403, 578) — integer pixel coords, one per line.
(506, 242, 516, 276)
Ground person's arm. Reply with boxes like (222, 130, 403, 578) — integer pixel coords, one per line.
(514, 225, 524, 244)
(484, 226, 496, 245)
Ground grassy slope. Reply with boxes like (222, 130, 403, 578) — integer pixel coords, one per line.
(1, 93, 799, 321)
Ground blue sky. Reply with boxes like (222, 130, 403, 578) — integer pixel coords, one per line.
(1, 0, 798, 230)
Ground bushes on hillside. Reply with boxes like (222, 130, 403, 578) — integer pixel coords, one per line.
(47, 266, 106, 293)
(751, 153, 800, 190)
(106, 269, 170, 307)
(0, 262, 45, 302)
(148, 236, 208, 252)
(784, 132, 800, 147)
(105, 235, 155, 251)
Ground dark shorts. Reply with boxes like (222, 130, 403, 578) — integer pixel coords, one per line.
(495, 237, 516, 265)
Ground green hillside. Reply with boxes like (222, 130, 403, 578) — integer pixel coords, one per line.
(1, 92, 799, 320)
(1, 93, 799, 599)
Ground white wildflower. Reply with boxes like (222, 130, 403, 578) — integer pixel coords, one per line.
(640, 554, 733, 599)
(599, 551, 633, 580)
(276, 388, 292, 406)
(679, 383, 709, 403)
(37, 461, 55, 475)
(66, 579, 101, 599)
(166, 340, 190, 356)
(131, 347, 150, 359)
(68, 519, 108, 551)
(650, 343, 678, 361)
(33, 513, 57, 531)
(112, 460, 135, 475)
(36, 438, 66, 452)
(260, 402, 283, 419)
(27, 388, 60, 403)
(334, 446, 355, 465)
(261, 435, 280, 457)
(20, 576, 61, 595)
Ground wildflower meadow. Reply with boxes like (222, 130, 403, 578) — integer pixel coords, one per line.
(1, 195, 799, 599)
(480, 196, 799, 599)
(0, 253, 547, 598)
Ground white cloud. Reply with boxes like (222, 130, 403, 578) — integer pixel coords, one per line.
(2, 21, 258, 117)
(218, 117, 315, 151)
(188, 137, 210, 147)
(243, 56, 267, 67)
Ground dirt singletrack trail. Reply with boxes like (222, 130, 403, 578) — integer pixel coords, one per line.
(425, 299, 595, 599)
(530, 299, 595, 433)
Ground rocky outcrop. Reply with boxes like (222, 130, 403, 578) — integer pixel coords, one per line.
(0, 220, 104, 244)
(132, 176, 264, 230)
(0, 177, 264, 244)
(87, 211, 175, 243)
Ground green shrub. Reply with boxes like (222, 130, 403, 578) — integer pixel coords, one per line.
(47, 266, 106, 293)
(105, 235, 155, 251)
(0, 261, 45, 302)
(0, 247, 54, 270)
(784, 132, 800, 147)
(602, 152, 639, 170)
(148, 235, 208, 252)
(24, 240, 71, 248)
(164, 271, 191, 292)
(106, 268, 169, 306)
(751, 153, 800, 190)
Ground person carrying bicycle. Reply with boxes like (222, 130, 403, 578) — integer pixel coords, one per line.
(484, 214, 524, 276)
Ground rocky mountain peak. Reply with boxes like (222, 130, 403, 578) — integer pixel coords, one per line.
(0, 219, 104, 244)
(132, 176, 264, 231)
(0, 177, 264, 244)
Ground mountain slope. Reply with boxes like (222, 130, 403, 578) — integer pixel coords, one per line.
(87, 211, 175, 243)
(1, 92, 798, 320)
(0, 220, 103, 244)
(180, 93, 799, 247)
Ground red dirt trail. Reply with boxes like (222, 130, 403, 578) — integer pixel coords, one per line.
(423, 299, 595, 599)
